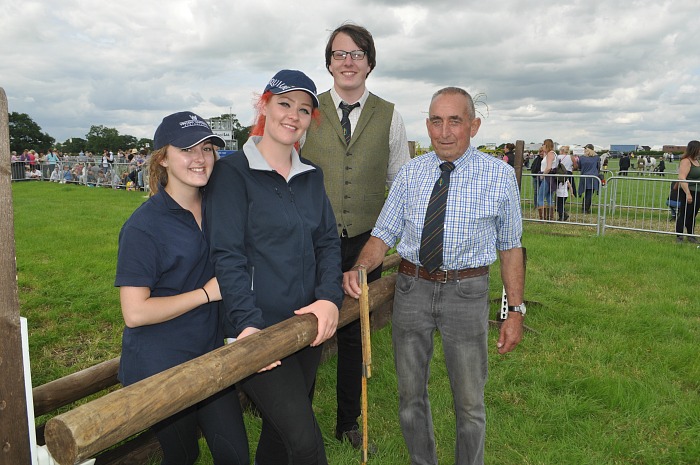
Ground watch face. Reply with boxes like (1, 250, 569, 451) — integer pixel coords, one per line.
(510, 304, 526, 315)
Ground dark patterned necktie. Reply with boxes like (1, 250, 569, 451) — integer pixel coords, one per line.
(339, 102, 360, 145)
(419, 162, 455, 273)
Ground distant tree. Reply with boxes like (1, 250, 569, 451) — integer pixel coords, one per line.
(59, 137, 87, 155)
(118, 134, 138, 151)
(85, 125, 121, 154)
(8, 112, 55, 153)
(136, 138, 153, 151)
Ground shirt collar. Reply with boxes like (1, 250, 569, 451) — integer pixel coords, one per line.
(429, 145, 477, 171)
(243, 136, 315, 178)
(330, 87, 370, 109)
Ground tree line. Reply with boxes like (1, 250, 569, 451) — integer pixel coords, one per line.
(8, 112, 250, 155)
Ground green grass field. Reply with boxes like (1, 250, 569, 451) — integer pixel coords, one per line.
(11, 181, 700, 464)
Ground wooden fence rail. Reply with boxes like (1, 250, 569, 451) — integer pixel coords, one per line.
(32, 254, 401, 421)
(44, 275, 396, 465)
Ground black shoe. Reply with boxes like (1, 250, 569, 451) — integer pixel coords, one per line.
(688, 236, 699, 244)
(336, 426, 378, 453)
(676, 236, 684, 243)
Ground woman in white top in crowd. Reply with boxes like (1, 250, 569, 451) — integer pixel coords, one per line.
(536, 138, 557, 220)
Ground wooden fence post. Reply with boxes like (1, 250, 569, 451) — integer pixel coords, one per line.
(515, 140, 525, 189)
(0, 88, 32, 464)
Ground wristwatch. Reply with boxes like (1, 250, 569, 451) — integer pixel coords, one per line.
(507, 303, 527, 316)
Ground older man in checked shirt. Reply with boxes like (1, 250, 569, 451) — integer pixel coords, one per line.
(343, 86, 525, 465)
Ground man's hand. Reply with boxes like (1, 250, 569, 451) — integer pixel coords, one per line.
(496, 313, 524, 354)
(342, 269, 363, 299)
(294, 300, 339, 347)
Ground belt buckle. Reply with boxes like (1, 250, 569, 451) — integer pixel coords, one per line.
(437, 270, 448, 283)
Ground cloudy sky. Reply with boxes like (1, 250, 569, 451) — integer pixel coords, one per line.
(2, 0, 699, 150)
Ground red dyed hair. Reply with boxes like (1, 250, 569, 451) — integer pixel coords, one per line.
(250, 91, 320, 138)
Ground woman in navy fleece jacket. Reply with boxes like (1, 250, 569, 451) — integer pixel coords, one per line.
(206, 70, 343, 465)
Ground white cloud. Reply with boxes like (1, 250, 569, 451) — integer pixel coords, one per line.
(1, 0, 699, 148)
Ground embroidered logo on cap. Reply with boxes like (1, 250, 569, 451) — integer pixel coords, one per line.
(179, 114, 210, 129)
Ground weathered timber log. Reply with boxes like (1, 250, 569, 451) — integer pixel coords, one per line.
(382, 252, 401, 271)
(33, 254, 401, 419)
(33, 357, 120, 417)
(0, 87, 33, 464)
(45, 274, 396, 465)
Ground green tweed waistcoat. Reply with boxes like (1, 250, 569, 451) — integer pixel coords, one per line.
(302, 91, 394, 237)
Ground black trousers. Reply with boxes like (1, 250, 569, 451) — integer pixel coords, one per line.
(556, 196, 568, 220)
(676, 189, 700, 235)
(336, 230, 382, 433)
(241, 346, 326, 465)
(152, 386, 249, 465)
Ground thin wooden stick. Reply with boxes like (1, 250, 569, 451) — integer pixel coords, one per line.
(359, 268, 371, 464)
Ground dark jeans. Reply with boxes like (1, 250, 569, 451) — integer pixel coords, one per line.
(152, 387, 248, 465)
(336, 230, 382, 433)
(675, 189, 700, 236)
(240, 346, 326, 465)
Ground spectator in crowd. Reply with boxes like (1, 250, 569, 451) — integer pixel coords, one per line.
(46, 148, 60, 178)
(73, 163, 84, 183)
(537, 139, 557, 220)
(657, 157, 666, 176)
(96, 169, 107, 187)
(555, 145, 575, 220)
(115, 111, 248, 465)
(102, 149, 113, 174)
(675, 140, 700, 243)
(343, 87, 525, 465)
(61, 166, 73, 184)
(530, 147, 544, 207)
(11, 151, 18, 162)
(30, 166, 42, 179)
(299, 22, 410, 449)
(558, 144, 577, 193)
(86, 167, 97, 186)
(49, 166, 61, 182)
(502, 142, 516, 168)
(619, 152, 631, 176)
(556, 172, 575, 221)
(578, 144, 601, 214)
(28, 149, 37, 168)
(206, 70, 343, 465)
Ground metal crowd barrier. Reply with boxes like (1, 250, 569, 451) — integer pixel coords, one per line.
(10, 160, 149, 191)
(520, 172, 699, 240)
(603, 176, 700, 239)
(520, 172, 603, 234)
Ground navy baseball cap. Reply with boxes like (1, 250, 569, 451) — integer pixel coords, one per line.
(264, 70, 319, 108)
(153, 111, 226, 151)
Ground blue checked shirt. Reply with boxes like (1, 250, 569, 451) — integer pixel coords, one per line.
(372, 145, 523, 269)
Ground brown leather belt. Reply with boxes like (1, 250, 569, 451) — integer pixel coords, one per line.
(399, 259, 488, 283)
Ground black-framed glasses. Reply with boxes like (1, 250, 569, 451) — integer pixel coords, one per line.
(331, 50, 367, 61)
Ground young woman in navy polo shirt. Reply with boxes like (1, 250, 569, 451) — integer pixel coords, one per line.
(206, 70, 344, 465)
(115, 112, 248, 465)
